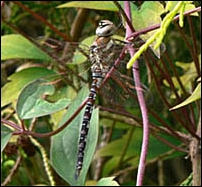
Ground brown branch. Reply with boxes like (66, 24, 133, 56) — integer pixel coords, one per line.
(190, 112, 201, 185)
(70, 9, 89, 41)
(12, 1, 71, 41)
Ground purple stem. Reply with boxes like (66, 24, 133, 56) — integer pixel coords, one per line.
(124, 2, 150, 186)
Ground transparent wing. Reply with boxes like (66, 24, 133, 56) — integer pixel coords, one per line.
(37, 37, 90, 65)
(98, 62, 153, 109)
(36, 36, 155, 109)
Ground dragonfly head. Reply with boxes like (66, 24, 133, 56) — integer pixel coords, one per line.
(96, 20, 118, 37)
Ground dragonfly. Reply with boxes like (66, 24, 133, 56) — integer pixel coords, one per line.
(73, 20, 151, 179)
(75, 20, 125, 179)
(38, 20, 164, 180)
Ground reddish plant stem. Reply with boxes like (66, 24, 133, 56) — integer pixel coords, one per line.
(124, 2, 150, 186)
(2, 98, 88, 138)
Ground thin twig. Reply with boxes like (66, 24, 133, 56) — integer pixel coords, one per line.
(1, 154, 22, 186)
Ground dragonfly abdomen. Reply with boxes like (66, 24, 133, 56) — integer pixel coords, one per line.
(75, 73, 103, 179)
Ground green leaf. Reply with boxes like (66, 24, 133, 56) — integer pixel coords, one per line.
(1, 67, 57, 107)
(1, 34, 52, 61)
(180, 173, 193, 186)
(174, 61, 199, 93)
(51, 86, 99, 186)
(16, 79, 71, 119)
(132, 1, 165, 31)
(95, 128, 142, 159)
(163, 59, 201, 98)
(170, 81, 201, 110)
(96, 176, 119, 186)
(95, 127, 182, 175)
(1, 125, 13, 152)
(57, 1, 119, 11)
